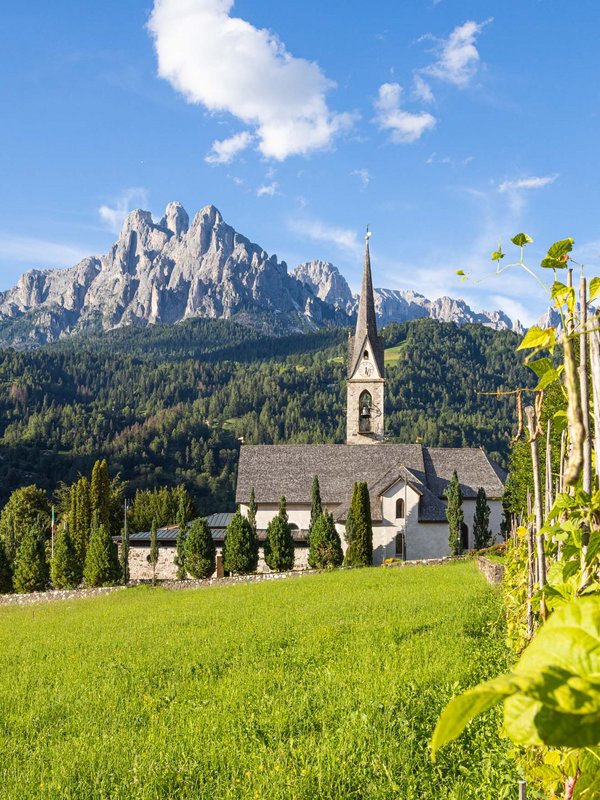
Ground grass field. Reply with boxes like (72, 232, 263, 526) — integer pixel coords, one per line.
(383, 344, 407, 365)
(0, 563, 519, 799)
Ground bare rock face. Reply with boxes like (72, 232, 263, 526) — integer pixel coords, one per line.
(294, 260, 355, 312)
(0, 203, 346, 346)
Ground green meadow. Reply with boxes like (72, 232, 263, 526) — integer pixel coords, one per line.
(0, 563, 518, 799)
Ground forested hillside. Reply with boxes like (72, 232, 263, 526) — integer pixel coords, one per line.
(0, 317, 531, 512)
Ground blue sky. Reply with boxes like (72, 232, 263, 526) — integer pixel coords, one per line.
(1, 0, 600, 325)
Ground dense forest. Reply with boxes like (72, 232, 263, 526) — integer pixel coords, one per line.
(0, 317, 532, 514)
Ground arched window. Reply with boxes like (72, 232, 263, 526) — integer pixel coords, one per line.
(395, 498, 405, 519)
(359, 390, 372, 433)
(363, 350, 369, 359)
(289, 523, 299, 531)
(395, 532, 405, 560)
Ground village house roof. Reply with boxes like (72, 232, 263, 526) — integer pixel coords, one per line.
(235, 444, 506, 523)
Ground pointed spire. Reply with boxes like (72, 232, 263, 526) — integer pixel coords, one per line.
(355, 227, 378, 343)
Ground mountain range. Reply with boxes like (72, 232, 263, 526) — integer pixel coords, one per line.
(0, 202, 524, 348)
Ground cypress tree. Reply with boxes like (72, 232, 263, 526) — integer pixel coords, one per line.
(13, 526, 49, 593)
(147, 519, 159, 585)
(344, 482, 373, 566)
(473, 487, 492, 549)
(0, 538, 12, 593)
(247, 487, 257, 535)
(83, 522, 120, 587)
(308, 474, 322, 545)
(174, 497, 188, 581)
(73, 476, 92, 571)
(120, 525, 130, 585)
(445, 470, 464, 556)
(264, 496, 294, 572)
(91, 459, 111, 533)
(223, 509, 259, 575)
(184, 518, 216, 579)
(51, 525, 79, 589)
(308, 511, 343, 569)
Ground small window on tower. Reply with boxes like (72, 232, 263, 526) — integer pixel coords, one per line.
(363, 350, 369, 359)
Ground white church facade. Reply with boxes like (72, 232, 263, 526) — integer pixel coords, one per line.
(236, 234, 506, 564)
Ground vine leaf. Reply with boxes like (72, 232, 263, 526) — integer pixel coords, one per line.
(589, 276, 600, 303)
(541, 238, 574, 269)
(512, 233, 533, 247)
(517, 326, 556, 352)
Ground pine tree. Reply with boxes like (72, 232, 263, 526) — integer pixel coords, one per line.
(83, 522, 120, 587)
(308, 474, 322, 546)
(0, 538, 12, 593)
(445, 470, 464, 556)
(184, 518, 216, 579)
(247, 487, 257, 535)
(51, 524, 79, 589)
(223, 509, 259, 575)
(91, 459, 111, 533)
(308, 510, 343, 569)
(344, 482, 373, 566)
(147, 519, 159, 585)
(473, 487, 492, 549)
(174, 497, 188, 581)
(13, 525, 49, 593)
(264, 496, 294, 572)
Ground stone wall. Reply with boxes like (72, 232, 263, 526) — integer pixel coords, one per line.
(477, 556, 505, 585)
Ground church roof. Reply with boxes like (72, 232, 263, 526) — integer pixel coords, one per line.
(235, 444, 505, 522)
(348, 238, 385, 377)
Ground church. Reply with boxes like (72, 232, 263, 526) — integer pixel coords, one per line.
(236, 234, 506, 564)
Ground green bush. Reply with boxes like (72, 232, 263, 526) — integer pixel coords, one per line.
(184, 518, 216, 579)
(223, 510, 258, 575)
(0, 538, 12, 593)
(13, 526, 49, 593)
(308, 511, 343, 569)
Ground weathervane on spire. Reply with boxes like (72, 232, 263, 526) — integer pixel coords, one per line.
(365, 224, 371, 242)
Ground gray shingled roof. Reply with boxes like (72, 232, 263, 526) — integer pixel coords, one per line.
(236, 444, 505, 522)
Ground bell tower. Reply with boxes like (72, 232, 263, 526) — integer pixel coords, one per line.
(346, 230, 385, 444)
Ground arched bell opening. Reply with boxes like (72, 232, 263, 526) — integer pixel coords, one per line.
(359, 390, 372, 433)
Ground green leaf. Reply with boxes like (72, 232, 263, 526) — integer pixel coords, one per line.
(589, 277, 600, 303)
(512, 233, 533, 247)
(456, 269, 465, 276)
(491, 249, 504, 262)
(541, 238, 574, 269)
(517, 326, 556, 352)
(528, 357, 553, 378)
(551, 281, 576, 313)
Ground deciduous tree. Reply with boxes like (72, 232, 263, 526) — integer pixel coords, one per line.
(0, 485, 50, 564)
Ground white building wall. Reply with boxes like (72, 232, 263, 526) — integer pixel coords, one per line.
(462, 499, 504, 547)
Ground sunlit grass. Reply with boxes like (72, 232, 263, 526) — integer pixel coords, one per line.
(0, 563, 518, 799)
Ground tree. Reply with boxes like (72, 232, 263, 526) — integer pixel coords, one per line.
(247, 487, 257, 535)
(91, 459, 111, 533)
(308, 474, 322, 545)
(174, 497, 188, 581)
(344, 482, 373, 567)
(83, 522, 120, 587)
(184, 518, 216, 579)
(72, 476, 92, 573)
(223, 509, 259, 575)
(473, 487, 492, 549)
(308, 511, 343, 569)
(147, 519, 159, 585)
(13, 526, 48, 593)
(445, 471, 464, 556)
(0, 538, 12, 593)
(120, 523, 130, 585)
(264, 496, 294, 572)
(51, 525, 79, 589)
(0, 485, 50, 564)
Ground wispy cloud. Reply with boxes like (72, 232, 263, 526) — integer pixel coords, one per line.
(419, 19, 492, 88)
(288, 217, 360, 254)
(0, 235, 91, 268)
(256, 181, 278, 197)
(352, 168, 370, 188)
(412, 74, 435, 103)
(205, 131, 253, 164)
(374, 83, 436, 143)
(148, 0, 355, 161)
(98, 187, 149, 233)
(498, 174, 559, 193)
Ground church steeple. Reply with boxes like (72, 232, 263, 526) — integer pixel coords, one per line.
(346, 230, 385, 444)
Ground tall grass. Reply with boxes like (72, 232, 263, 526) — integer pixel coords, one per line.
(0, 562, 518, 799)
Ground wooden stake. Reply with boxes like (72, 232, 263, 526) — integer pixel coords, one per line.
(545, 418, 553, 516)
(580, 276, 592, 494)
(519, 780, 527, 800)
(525, 405, 547, 594)
(589, 316, 600, 490)
(526, 487, 535, 637)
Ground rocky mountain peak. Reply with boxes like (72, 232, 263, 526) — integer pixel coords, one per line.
(160, 201, 189, 237)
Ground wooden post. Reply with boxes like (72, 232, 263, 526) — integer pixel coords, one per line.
(545, 418, 553, 516)
(589, 317, 600, 491)
(519, 780, 527, 800)
(526, 488, 535, 637)
(525, 405, 547, 594)
(580, 276, 592, 495)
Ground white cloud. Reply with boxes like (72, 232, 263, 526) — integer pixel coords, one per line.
(99, 187, 149, 233)
(412, 74, 435, 103)
(148, 0, 355, 161)
(490, 295, 537, 327)
(421, 19, 492, 88)
(256, 182, 278, 197)
(374, 83, 436, 143)
(0, 235, 91, 268)
(205, 131, 253, 164)
(288, 217, 360, 254)
(352, 168, 370, 187)
(498, 174, 559, 193)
